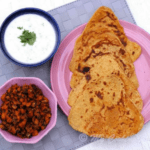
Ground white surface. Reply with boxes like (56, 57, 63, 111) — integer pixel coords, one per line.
(0, 0, 150, 150)
(0, 0, 76, 25)
(126, 0, 150, 34)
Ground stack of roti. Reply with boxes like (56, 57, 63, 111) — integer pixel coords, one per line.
(68, 6, 144, 138)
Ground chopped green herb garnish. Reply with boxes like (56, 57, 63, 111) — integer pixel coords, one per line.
(17, 27, 23, 30)
(18, 29, 36, 46)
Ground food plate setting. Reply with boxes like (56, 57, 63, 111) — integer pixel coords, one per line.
(51, 6, 149, 138)
(0, 0, 150, 150)
(51, 20, 150, 120)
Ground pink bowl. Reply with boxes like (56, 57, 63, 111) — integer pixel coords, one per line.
(0, 77, 57, 144)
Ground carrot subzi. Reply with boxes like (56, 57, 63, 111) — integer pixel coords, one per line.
(0, 84, 51, 138)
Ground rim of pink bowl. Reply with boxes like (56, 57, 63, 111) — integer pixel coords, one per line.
(0, 77, 57, 144)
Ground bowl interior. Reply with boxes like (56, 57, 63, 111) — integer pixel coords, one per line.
(0, 8, 60, 67)
(0, 77, 57, 143)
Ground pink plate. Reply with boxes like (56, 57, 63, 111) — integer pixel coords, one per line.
(50, 20, 150, 123)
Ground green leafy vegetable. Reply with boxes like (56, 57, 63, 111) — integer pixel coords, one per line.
(18, 29, 36, 46)
(17, 27, 23, 30)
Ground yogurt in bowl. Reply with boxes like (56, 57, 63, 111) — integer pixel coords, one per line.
(5, 14, 56, 64)
(0, 8, 60, 67)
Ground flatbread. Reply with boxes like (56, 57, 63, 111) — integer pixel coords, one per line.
(68, 55, 143, 112)
(126, 40, 142, 62)
(68, 6, 143, 138)
(69, 6, 141, 72)
(68, 75, 144, 138)
(70, 32, 139, 89)
(69, 6, 141, 90)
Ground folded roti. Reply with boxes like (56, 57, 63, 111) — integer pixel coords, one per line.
(68, 55, 143, 112)
(68, 6, 143, 138)
(70, 32, 139, 89)
(69, 6, 141, 74)
(68, 74, 144, 138)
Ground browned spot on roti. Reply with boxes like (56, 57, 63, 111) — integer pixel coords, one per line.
(119, 48, 125, 55)
(113, 92, 115, 97)
(85, 74, 91, 81)
(103, 82, 107, 85)
(95, 91, 103, 99)
(90, 98, 94, 103)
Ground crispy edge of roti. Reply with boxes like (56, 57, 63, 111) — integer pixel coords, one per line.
(126, 39, 142, 62)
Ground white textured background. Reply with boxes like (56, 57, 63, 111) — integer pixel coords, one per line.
(126, 0, 150, 34)
(0, 0, 75, 25)
(0, 0, 150, 150)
